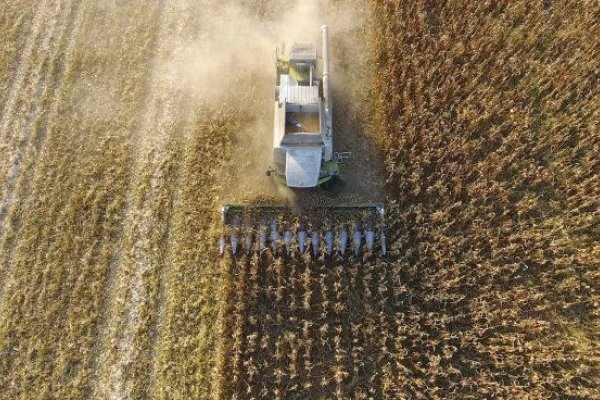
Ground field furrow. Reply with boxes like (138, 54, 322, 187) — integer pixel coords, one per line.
(0, 0, 79, 330)
(0, 0, 85, 306)
(85, 4, 204, 400)
(0, 0, 47, 118)
(0, 1, 165, 398)
(0, 0, 71, 237)
(0, 0, 40, 113)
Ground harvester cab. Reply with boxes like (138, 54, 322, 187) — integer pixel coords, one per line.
(220, 25, 387, 258)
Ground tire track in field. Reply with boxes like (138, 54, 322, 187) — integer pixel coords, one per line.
(0, 0, 82, 317)
(86, 2, 166, 398)
(145, 88, 194, 400)
(0, 0, 72, 240)
(0, 3, 87, 393)
(0, 1, 167, 397)
(0, 0, 50, 137)
(85, 2, 163, 393)
(91, 2, 188, 398)
(0, 0, 56, 197)
(145, 3, 224, 396)
(0, 0, 38, 112)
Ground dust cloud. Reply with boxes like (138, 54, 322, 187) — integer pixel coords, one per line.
(165, 0, 382, 208)
(170, 1, 360, 97)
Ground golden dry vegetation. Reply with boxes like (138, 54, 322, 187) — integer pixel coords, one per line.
(0, 0, 598, 399)
(0, 1, 236, 398)
(371, 0, 599, 398)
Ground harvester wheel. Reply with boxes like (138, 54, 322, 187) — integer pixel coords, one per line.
(321, 176, 345, 195)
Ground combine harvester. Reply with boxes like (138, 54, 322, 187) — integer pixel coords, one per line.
(220, 26, 386, 257)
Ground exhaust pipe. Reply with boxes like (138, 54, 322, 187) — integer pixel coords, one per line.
(321, 25, 332, 142)
(321, 25, 330, 97)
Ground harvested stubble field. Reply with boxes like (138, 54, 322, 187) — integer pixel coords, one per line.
(0, 0, 598, 399)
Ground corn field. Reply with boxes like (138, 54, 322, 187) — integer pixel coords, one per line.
(0, 0, 598, 399)
(371, 0, 599, 398)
